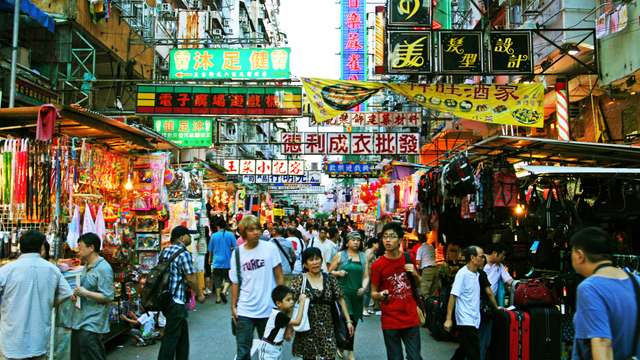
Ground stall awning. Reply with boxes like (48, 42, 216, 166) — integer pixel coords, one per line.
(518, 165, 640, 177)
(467, 136, 640, 168)
(0, 0, 55, 32)
(0, 105, 178, 152)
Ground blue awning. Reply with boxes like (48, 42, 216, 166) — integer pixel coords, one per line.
(0, 0, 55, 33)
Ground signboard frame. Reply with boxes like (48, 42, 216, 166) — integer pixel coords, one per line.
(387, 0, 432, 27)
(438, 30, 484, 74)
(387, 30, 432, 74)
(488, 30, 534, 75)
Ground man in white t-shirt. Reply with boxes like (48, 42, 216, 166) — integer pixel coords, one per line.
(484, 243, 513, 306)
(314, 227, 337, 271)
(445, 246, 484, 360)
(416, 236, 437, 297)
(230, 215, 284, 360)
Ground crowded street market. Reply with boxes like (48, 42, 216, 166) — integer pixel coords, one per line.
(0, 0, 639, 359)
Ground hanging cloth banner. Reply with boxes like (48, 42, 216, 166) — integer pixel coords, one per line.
(301, 78, 545, 128)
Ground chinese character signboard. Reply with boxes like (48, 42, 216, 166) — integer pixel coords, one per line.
(387, 31, 432, 74)
(224, 160, 305, 176)
(242, 171, 321, 185)
(325, 162, 380, 178)
(169, 48, 290, 80)
(282, 132, 420, 155)
(489, 32, 533, 74)
(136, 85, 302, 116)
(311, 112, 421, 127)
(386, 82, 544, 127)
(341, 0, 367, 82)
(387, 0, 431, 26)
(439, 31, 483, 74)
(153, 118, 213, 147)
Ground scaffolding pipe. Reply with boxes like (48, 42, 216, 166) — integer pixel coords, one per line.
(9, 0, 21, 107)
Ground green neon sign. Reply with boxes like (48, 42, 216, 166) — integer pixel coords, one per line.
(153, 117, 213, 148)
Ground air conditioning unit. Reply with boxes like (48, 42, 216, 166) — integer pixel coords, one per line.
(192, 0, 202, 9)
(160, 3, 172, 13)
(211, 29, 223, 36)
(223, 18, 230, 27)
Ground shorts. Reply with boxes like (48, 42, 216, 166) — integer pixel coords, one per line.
(254, 341, 283, 360)
(212, 268, 230, 289)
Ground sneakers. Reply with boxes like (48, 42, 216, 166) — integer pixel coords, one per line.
(363, 310, 370, 317)
(375, 310, 382, 316)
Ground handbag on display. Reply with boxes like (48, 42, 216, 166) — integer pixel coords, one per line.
(513, 279, 555, 308)
(292, 274, 311, 332)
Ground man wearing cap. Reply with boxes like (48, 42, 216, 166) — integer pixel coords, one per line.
(158, 226, 205, 360)
(571, 227, 640, 360)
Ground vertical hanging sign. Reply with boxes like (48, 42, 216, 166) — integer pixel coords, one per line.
(341, 0, 368, 110)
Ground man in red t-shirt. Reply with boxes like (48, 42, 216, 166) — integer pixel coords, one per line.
(371, 222, 423, 360)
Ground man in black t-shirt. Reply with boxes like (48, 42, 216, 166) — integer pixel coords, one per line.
(478, 255, 500, 360)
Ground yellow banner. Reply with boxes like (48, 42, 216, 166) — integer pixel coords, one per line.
(300, 78, 384, 122)
(301, 78, 545, 128)
(273, 208, 285, 217)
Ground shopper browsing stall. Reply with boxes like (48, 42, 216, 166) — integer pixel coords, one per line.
(70, 233, 115, 360)
(483, 243, 513, 307)
(0, 230, 73, 360)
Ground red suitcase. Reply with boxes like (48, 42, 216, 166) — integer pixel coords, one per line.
(489, 309, 530, 360)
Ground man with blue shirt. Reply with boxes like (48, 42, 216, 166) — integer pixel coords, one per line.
(209, 219, 237, 304)
(270, 227, 295, 278)
(571, 227, 640, 360)
(445, 245, 484, 360)
(70, 233, 114, 360)
(0, 230, 72, 360)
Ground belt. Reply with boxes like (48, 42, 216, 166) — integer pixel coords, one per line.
(261, 338, 283, 346)
(421, 265, 436, 269)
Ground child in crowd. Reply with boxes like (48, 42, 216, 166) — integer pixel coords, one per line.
(254, 285, 307, 360)
(120, 308, 165, 346)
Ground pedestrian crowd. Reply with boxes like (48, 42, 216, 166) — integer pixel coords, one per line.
(0, 214, 638, 360)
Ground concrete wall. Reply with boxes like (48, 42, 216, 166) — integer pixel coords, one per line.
(599, 3, 640, 85)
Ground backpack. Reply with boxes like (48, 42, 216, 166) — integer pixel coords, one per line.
(141, 247, 187, 311)
(444, 155, 476, 196)
(493, 169, 518, 208)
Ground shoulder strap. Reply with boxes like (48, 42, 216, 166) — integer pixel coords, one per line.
(340, 250, 348, 268)
(625, 270, 640, 356)
(162, 247, 187, 264)
(235, 247, 242, 289)
(403, 251, 411, 264)
(359, 251, 366, 266)
(272, 238, 294, 269)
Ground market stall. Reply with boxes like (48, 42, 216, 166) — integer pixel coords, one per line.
(0, 104, 178, 357)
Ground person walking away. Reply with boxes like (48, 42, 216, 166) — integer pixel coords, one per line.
(255, 286, 307, 360)
(371, 222, 423, 360)
(416, 234, 437, 298)
(317, 227, 337, 271)
(286, 227, 305, 274)
(477, 255, 500, 360)
(444, 246, 485, 360)
(483, 243, 512, 307)
(230, 215, 284, 360)
(570, 227, 640, 360)
(363, 237, 380, 316)
(0, 230, 72, 360)
(157, 226, 206, 360)
(209, 219, 237, 304)
(291, 248, 355, 360)
(69, 233, 115, 360)
(329, 231, 369, 360)
(270, 227, 295, 285)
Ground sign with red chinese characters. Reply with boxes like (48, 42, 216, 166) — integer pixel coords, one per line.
(136, 85, 302, 117)
(282, 133, 419, 155)
(223, 160, 306, 176)
(311, 112, 422, 127)
(341, 0, 367, 84)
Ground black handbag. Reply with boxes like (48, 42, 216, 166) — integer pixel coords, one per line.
(231, 248, 242, 336)
(326, 273, 349, 348)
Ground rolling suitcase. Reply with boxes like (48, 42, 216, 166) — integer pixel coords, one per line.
(490, 309, 530, 360)
(527, 307, 561, 360)
(426, 295, 454, 341)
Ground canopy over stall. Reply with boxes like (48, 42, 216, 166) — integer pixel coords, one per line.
(0, 105, 178, 152)
(465, 136, 640, 168)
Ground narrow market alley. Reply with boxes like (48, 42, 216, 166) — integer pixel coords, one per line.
(107, 301, 457, 360)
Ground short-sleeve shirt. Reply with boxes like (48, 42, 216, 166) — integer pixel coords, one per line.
(451, 265, 481, 329)
(0, 254, 73, 358)
(160, 244, 196, 304)
(70, 257, 115, 334)
(262, 309, 290, 345)
(229, 240, 282, 318)
(208, 230, 237, 269)
(572, 274, 640, 360)
(484, 263, 513, 294)
(371, 254, 420, 330)
(416, 243, 436, 268)
(478, 269, 491, 301)
(271, 237, 295, 275)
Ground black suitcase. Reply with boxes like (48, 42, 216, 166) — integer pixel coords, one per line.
(527, 307, 561, 360)
(490, 308, 530, 360)
(425, 295, 454, 341)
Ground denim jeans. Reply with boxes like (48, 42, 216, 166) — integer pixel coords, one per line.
(158, 302, 189, 360)
(382, 326, 423, 360)
(451, 326, 480, 360)
(478, 318, 493, 360)
(70, 329, 106, 360)
(235, 316, 268, 360)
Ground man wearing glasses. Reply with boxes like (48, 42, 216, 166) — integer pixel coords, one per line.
(371, 222, 423, 360)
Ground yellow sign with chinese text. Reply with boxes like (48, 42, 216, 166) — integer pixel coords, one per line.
(301, 78, 545, 128)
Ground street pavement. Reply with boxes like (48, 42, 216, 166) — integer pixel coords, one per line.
(107, 299, 458, 359)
